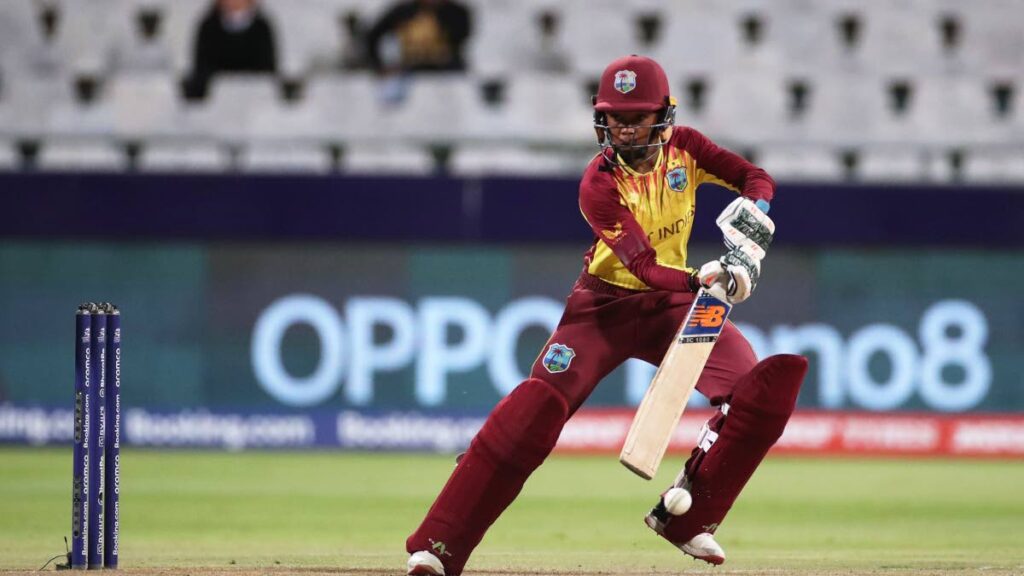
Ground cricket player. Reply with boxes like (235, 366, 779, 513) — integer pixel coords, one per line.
(406, 55, 808, 575)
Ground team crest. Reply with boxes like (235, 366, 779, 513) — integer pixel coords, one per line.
(667, 167, 687, 191)
(613, 70, 637, 94)
(542, 343, 576, 374)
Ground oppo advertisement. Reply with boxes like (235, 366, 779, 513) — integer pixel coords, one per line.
(1, 243, 1021, 453)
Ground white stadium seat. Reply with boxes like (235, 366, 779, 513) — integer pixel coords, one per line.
(342, 144, 435, 175)
(756, 144, 844, 182)
(301, 73, 391, 141)
(0, 75, 73, 137)
(0, 140, 19, 170)
(856, 147, 928, 182)
(654, 4, 741, 78)
(802, 73, 906, 146)
(37, 139, 128, 171)
(857, 0, 944, 76)
(450, 145, 590, 177)
(962, 148, 1024, 183)
(160, 0, 211, 74)
(464, 0, 536, 76)
(389, 74, 489, 143)
(138, 141, 231, 172)
(957, 0, 1024, 78)
(109, 73, 183, 138)
(262, 0, 341, 77)
(238, 142, 333, 173)
(908, 76, 1011, 148)
(700, 71, 793, 146)
(502, 73, 593, 146)
(185, 74, 280, 141)
(560, 0, 643, 78)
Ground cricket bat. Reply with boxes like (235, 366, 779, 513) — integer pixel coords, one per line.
(619, 288, 732, 480)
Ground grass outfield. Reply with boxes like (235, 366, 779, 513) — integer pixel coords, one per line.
(1, 448, 1022, 575)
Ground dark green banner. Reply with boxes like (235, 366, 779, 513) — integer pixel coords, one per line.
(1, 242, 1020, 413)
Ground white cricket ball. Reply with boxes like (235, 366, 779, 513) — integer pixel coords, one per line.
(663, 487, 692, 515)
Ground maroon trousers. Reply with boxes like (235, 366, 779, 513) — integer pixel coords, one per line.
(406, 275, 763, 574)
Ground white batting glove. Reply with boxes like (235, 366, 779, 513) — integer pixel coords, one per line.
(716, 197, 774, 260)
(698, 249, 759, 305)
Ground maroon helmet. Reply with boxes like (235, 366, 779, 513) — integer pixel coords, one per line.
(592, 55, 676, 159)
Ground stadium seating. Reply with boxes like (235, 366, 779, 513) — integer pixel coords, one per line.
(37, 138, 128, 171)
(0, 0, 1020, 181)
(238, 141, 333, 173)
(138, 140, 231, 172)
(0, 140, 17, 170)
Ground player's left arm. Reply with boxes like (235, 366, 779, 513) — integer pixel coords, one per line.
(682, 128, 777, 304)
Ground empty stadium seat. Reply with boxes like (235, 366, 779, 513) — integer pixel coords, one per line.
(56, 0, 117, 74)
(700, 71, 793, 145)
(389, 74, 489, 143)
(465, 0, 539, 76)
(301, 73, 394, 141)
(159, 0, 211, 74)
(0, 140, 18, 170)
(0, 2, 40, 59)
(109, 73, 182, 138)
(654, 4, 741, 78)
(1, 75, 74, 136)
(138, 141, 231, 171)
(501, 73, 593, 145)
(342, 144, 435, 175)
(756, 144, 844, 182)
(857, 0, 945, 76)
(770, 0, 840, 76)
(803, 73, 907, 146)
(962, 148, 1024, 183)
(957, 0, 1024, 78)
(856, 147, 927, 182)
(185, 75, 281, 141)
(37, 139, 128, 171)
(262, 0, 341, 77)
(105, 2, 176, 74)
(561, 0, 643, 77)
(238, 142, 333, 173)
(45, 98, 117, 138)
(450, 145, 590, 177)
(909, 75, 1013, 147)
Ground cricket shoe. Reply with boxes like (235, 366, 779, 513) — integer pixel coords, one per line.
(407, 550, 445, 576)
(645, 511, 726, 566)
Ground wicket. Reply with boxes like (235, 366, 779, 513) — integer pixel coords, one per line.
(72, 303, 121, 570)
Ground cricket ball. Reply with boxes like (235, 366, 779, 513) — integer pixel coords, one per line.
(663, 487, 692, 515)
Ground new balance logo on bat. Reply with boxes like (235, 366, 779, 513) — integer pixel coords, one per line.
(679, 293, 732, 342)
(687, 305, 726, 328)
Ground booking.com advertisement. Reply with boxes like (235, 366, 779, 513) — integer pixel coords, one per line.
(1, 243, 1022, 456)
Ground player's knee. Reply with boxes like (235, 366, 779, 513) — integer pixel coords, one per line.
(724, 354, 808, 441)
(731, 354, 808, 415)
(475, 377, 569, 474)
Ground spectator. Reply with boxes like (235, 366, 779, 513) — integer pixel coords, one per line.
(184, 0, 277, 100)
(366, 0, 471, 73)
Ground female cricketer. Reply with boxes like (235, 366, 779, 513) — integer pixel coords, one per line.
(406, 54, 808, 575)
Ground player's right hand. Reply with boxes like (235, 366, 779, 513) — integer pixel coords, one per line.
(698, 248, 759, 304)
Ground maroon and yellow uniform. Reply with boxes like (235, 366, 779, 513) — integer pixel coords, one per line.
(406, 56, 807, 576)
(579, 126, 774, 292)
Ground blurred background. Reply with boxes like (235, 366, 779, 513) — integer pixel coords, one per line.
(1, 0, 1023, 457)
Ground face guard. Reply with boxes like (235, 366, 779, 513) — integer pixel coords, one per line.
(593, 98, 677, 164)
